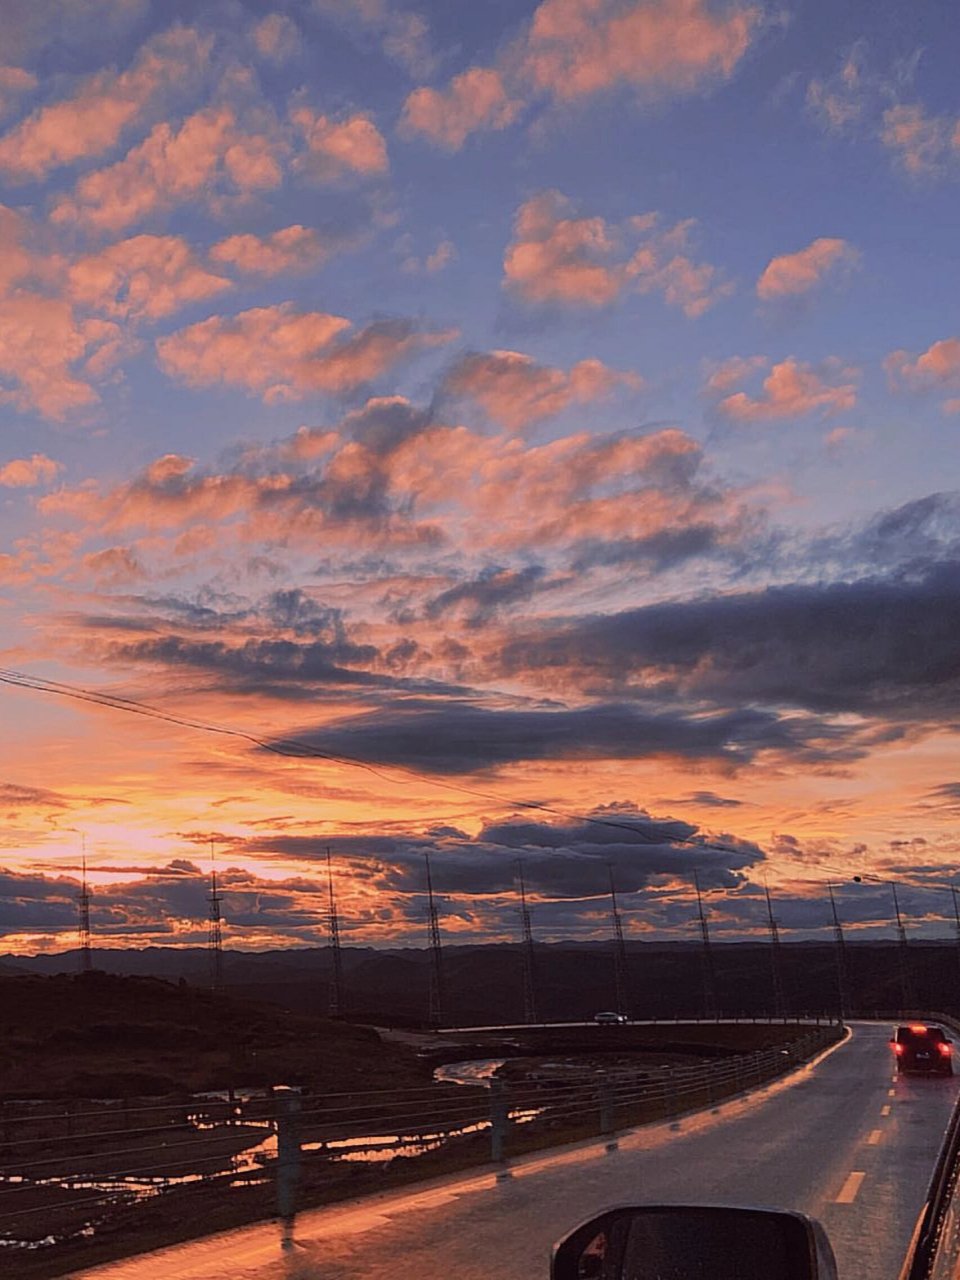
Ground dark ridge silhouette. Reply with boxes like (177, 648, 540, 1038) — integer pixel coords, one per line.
(5, 939, 957, 1027)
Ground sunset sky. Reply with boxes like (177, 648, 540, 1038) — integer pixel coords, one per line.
(2, 0, 960, 954)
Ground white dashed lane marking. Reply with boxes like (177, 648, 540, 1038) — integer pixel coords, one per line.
(867, 1129, 882, 1145)
(881, 1105, 891, 1116)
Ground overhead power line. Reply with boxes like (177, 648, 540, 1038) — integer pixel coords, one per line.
(0, 665, 754, 864)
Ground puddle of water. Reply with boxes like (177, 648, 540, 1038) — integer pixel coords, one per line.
(229, 1133, 277, 1175)
(0, 1092, 283, 1252)
(304, 1106, 542, 1163)
(433, 1059, 507, 1087)
(0, 1081, 543, 1250)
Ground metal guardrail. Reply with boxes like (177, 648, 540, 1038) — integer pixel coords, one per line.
(898, 1013, 960, 1280)
(439, 1014, 839, 1033)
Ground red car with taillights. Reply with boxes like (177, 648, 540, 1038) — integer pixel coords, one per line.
(892, 1024, 954, 1076)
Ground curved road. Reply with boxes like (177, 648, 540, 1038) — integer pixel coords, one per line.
(73, 1023, 958, 1280)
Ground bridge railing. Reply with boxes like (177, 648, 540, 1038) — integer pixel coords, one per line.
(0, 1019, 843, 1277)
(898, 1013, 960, 1280)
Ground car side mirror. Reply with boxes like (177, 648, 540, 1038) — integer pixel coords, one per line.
(552, 1205, 838, 1280)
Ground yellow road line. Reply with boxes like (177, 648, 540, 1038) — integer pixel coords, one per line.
(836, 1171, 866, 1203)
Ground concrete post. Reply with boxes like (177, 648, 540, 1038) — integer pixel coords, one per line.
(274, 1085, 302, 1250)
(489, 1077, 510, 1178)
(599, 1075, 617, 1151)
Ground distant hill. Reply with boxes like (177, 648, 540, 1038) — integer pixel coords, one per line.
(4, 939, 957, 1026)
(0, 970, 429, 1099)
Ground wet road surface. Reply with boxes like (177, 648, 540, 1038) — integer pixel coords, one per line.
(71, 1023, 959, 1280)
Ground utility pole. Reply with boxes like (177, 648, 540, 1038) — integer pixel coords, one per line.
(693, 870, 718, 1018)
(516, 861, 538, 1024)
(78, 836, 92, 975)
(608, 865, 628, 1018)
(424, 854, 444, 1028)
(951, 887, 960, 1003)
(891, 882, 911, 1013)
(765, 885, 786, 1018)
(326, 848, 343, 1018)
(827, 883, 848, 1019)
(208, 839, 223, 992)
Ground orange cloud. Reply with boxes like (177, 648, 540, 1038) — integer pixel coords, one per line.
(805, 46, 869, 133)
(823, 426, 866, 453)
(38, 403, 727, 573)
(0, 294, 126, 419)
(393, 423, 741, 560)
(522, 0, 760, 103)
(0, 25, 210, 179)
(398, 235, 456, 275)
(505, 192, 730, 315)
(315, 0, 436, 77)
(402, 0, 760, 150)
(717, 357, 859, 422)
(82, 545, 145, 584)
(444, 349, 643, 429)
(703, 353, 768, 394)
(400, 67, 520, 151)
(210, 225, 342, 276)
(880, 104, 954, 176)
(39, 454, 256, 532)
(0, 453, 61, 487)
(756, 237, 860, 301)
(885, 338, 960, 411)
(504, 191, 622, 307)
(0, 202, 45, 294)
(291, 107, 388, 178)
(625, 217, 733, 317)
(68, 234, 231, 320)
(0, 66, 37, 120)
(252, 13, 301, 63)
(156, 303, 455, 402)
(51, 106, 284, 233)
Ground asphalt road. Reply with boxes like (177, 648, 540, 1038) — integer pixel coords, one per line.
(72, 1022, 959, 1280)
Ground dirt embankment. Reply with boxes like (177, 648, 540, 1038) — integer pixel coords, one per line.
(0, 971, 430, 1099)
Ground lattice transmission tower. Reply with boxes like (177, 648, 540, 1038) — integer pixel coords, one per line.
(827, 883, 848, 1018)
(891, 882, 911, 1012)
(693, 870, 718, 1018)
(516, 860, 538, 1024)
(424, 853, 445, 1028)
(78, 838, 93, 974)
(208, 840, 223, 991)
(765, 884, 786, 1017)
(326, 848, 344, 1017)
(608, 865, 628, 1018)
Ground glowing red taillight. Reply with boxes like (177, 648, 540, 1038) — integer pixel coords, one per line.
(939, 1042, 952, 1057)
(893, 1042, 905, 1054)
